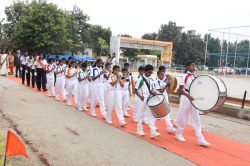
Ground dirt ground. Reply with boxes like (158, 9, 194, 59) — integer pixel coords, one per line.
(0, 76, 250, 166)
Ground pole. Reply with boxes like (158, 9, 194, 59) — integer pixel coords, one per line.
(217, 59, 219, 75)
(241, 90, 247, 109)
(225, 28, 231, 77)
(204, 32, 209, 76)
(220, 33, 224, 67)
(246, 40, 250, 81)
(234, 35, 238, 78)
(4, 156, 6, 166)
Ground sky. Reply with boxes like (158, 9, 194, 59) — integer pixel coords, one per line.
(1, 0, 250, 42)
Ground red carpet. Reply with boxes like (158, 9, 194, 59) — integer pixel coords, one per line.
(5, 76, 250, 166)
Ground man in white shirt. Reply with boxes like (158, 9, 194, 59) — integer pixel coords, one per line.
(34, 53, 48, 91)
(20, 51, 28, 84)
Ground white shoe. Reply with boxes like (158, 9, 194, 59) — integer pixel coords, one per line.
(201, 125, 205, 129)
(48, 95, 51, 97)
(127, 107, 130, 111)
(56, 98, 60, 101)
(124, 113, 130, 117)
(155, 126, 158, 130)
(91, 113, 97, 117)
(67, 103, 71, 106)
(106, 120, 112, 124)
(83, 107, 88, 111)
(143, 120, 149, 124)
(168, 127, 177, 133)
(78, 108, 82, 111)
(120, 122, 127, 127)
(52, 95, 56, 97)
(88, 101, 91, 104)
(150, 131, 161, 138)
(136, 130, 145, 136)
(102, 114, 107, 119)
(63, 98, 67, 102)
(175, 135, 185, 142)
(197, 140, 210, 146)
(157, 118, 160, 120)
(174, 122, 178, 127)
(132, 118, 138, 123)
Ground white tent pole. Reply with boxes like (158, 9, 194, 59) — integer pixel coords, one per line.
(246, 40, 250, 81)
(220, 33, 224, 68)
(234, 35, 238, 78)
(224, 28, 231, 78)
(204, 31, 209, 75)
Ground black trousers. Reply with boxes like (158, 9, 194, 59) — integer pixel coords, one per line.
(26, 67, 31, 85)
(15, 66, 21, 78)
(31, 69, 36, 87)
(37, 68, 46, 90)
(54, 74, 56, 86)
(21, 64, 26, 83)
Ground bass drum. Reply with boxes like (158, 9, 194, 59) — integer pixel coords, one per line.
(189, 75, 227, 113)
(147, 94, 170, 118)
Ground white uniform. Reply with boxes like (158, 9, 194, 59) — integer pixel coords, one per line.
(90, 67, 106, 116)
(175, 71, 205, 142)
(106, 74, 125, 124)
(154, 78, 174, 131)
(77, 69, 88, 110)
(87, 66, 92, 103)
(55, 65, 66, 100)
(103, 69, 110, 106)
(121, 75, 131, 115)
(65, 67, 78, 105)
(64, 65, 69, 95)
(135, 75, 157, 133)
(46, 64, 56, 96)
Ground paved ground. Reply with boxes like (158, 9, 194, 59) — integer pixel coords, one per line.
(0, 76, 250, 166)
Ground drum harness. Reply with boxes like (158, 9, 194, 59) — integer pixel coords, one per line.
(142, 76, 154, 101)
(184, 73, 196, 93)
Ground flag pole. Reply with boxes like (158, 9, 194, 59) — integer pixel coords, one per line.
(4, 156, 7, 166)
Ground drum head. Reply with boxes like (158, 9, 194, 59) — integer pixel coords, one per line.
(189, 76, 219, 111)
(147, 94, 164, 106)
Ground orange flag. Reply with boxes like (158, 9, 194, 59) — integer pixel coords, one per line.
(5, 130, 30, 162)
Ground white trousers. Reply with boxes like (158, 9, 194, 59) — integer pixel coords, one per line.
(65, 78, 68, 95)
(176, 95, 204, 141)
(104, 82, 110, 106)
(47, 76, 55, 96)
(137, 96, 157, 132)
(121, 90, 129, 115)
(90, 83, 106, 116)
(154, 114, 173, 130)
(88, 81, 92, 102)
(174, 96, 183, 123)
(133, 95, 147, 120)
(77, 83, 88, 109)
(106, 90, 125, 124)
(67, 80, 78, 105)
(56, 77, 66, 100)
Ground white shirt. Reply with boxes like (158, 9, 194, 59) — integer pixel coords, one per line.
(65, 67, 78, 81)
(90, 67, 105, 83)
(46, 64, 55, 78)
(154, 77, 168, 97)
(179, 71, 197, 91)
(135, 75, 154, 102)
(26, 57, 33, 68)
(34, 59, 48, 69)
(77, 69, 88, 84)
(109, 74, 123, 91)
(103, 70, 110, 83)
(54, 65, 65, 77)
(121, 74, 131, 91)
(20, 56, 27, 65)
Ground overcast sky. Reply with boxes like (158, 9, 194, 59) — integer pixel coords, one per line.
(1, 0, 250, 42)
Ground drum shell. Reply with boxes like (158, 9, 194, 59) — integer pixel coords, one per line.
(147, 94, 170, 118)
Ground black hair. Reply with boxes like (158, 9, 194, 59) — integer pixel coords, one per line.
(144, 64, 154, 71)
(94, 59, 103, 67)
(124, 63, 129, 67)
(107, 54, 111, 58)
(49, 58, 54, 63)
(112, 52, 116, 55)
(159, 66, 166, 71)
(81, 63, 87, 68)
(56, 55, 59, 58)
(24, 50, 28, 53)
(62, 58, 66, 60)
(47, 55, 51, 57)
(157, 70, 164, 75)
(185, 60, 195, 73)
(69, 61, 76, 68)
(113, 65, 120, 70)
(66, 60, 70, 65)
(105, 62, 111, 67)
(138, 66, 145, 72)
(33, 54, 37, 58)
(28, 52, 33, 56)
(68, 57, 73, 60)
(59, 60, 63, 63)
(122, 67, 128, 72)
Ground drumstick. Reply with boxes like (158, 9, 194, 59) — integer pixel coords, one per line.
(194, 97, 204, 100)
(156, 94, 160, 101)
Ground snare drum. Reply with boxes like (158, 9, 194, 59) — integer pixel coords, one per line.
(189, 75, 227, 112)
(147, 94, 170, 118)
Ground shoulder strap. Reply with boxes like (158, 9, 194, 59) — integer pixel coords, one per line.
(142, 76, 153, 95)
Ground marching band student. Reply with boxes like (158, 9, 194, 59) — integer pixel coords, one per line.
(106, 65, 127, 126)
(54, 60, 67, 101)
(54, 55, 60, 86)
(124, 63, 135, 111)
(121, 67, 131, 117)
(104, 63, 111, 108)
(175, 60, 210, 146)
(62, 58, 66, 67)
(31, 54, 37, 88)
(134, 64, 160, 138)
(85, 60, 92, 103)
(154, 71, 176, 133)
(20, 51, 28, 84)
(34, 53, 48, 91)
(25, 53, 33, 87)
(46, 58, 56, 97)
(65, 61, 78, 106)
(65, 60, 71, 96)
(77, 63, 89, 111)
(90, 59, 107, 118)
(78, 61, 83, 70)
(158, 66, 169, 81)
(132, 66, 148, 124)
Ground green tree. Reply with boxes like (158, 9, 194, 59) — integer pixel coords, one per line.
(13, 1, 69, 53)
(96, 37, 109, 56)
(141, 32, 158, 40)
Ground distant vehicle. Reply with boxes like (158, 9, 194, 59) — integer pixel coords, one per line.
(241, 68, 250, 75)
(197, 65, 209, 71)
(213, 67, 235, 74)
(233, 67, 242, 74)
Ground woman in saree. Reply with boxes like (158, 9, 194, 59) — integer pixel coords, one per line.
(0, 50, 8, 76)
(7, 51, 14, 75)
